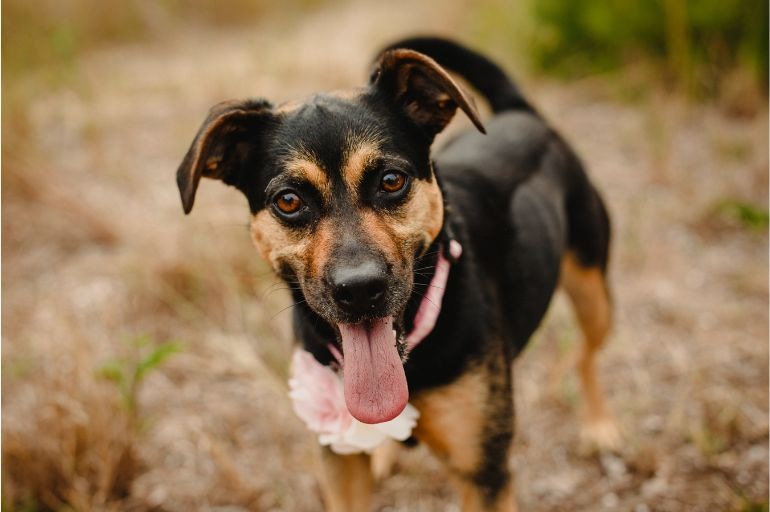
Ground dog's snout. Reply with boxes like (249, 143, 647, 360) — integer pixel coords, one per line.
(330, 261, 388, 318)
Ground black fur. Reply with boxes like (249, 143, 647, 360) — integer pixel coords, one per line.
(379, 36, 535, 114)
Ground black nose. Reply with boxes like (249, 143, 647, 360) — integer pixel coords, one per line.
(330, 261, 388, 318)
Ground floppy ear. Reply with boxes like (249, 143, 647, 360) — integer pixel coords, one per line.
(176, 98, 274, 214)
(370, 49, 485, 138)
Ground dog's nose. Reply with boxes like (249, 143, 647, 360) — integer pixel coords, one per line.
(330, 261, 388, 318)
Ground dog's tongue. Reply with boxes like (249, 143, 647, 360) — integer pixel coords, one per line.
(338, 317, 408, 424)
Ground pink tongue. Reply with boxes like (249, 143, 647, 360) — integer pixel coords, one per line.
(337, 317, 409, 424)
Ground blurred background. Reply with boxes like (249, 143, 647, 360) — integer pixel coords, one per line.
(2, 0, 767, 510)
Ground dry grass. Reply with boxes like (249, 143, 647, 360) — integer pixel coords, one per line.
(4, 358, 135, 510)
(3, 1, 768, 511)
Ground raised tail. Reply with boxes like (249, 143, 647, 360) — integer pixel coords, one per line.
(377, 36, 535, 115)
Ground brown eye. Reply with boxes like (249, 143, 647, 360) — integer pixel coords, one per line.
(274, 190, 303, 215)
(380, 172, 406, 193)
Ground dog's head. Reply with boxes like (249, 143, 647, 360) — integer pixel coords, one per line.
(176, 49, 483, 423)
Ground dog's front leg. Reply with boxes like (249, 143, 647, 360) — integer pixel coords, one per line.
(318, 447, 373, 512)
(412, 361, 518, 512)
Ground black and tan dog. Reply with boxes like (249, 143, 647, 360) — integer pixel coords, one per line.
(176, 37, 618, 511)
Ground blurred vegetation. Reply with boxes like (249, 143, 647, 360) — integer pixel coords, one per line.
(3, 336, 180, 511)
(1, 0, 330, 166)
(473, 0, 768, 105)
(2, 0, 327, 79)
(739, 502, 769, 512)
(4, 0, 767, 107)
(716, 199, 770, 231)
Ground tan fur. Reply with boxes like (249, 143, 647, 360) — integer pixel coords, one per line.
(277, 89, 362, 116)
(327, 87, 365, 101)
(275, 99, 303, 114)
(359, 211, 401, 264)
(453, 476, 518, 512)
(412, 369, 488, 473)
(387, 177, 444, 257)
(413, 368, 517, 511)
(341, 142, 380, 192)
(285, 157, 332, 201)
(370, 439, 400, 480)
(249, 210, 310, 271)
(317, 448, 372, 512)
(309, 219, 335, 279)
(560, 252, 620, 451)
(250, 209, 339, 285)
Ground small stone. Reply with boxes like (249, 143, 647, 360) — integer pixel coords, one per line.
(600, 452, 628, 481)
(641, 476, 667, 498)
(601, 492, 620, 508)
(641, 414, 664, 433)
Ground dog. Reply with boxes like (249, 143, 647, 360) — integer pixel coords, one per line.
(176, 36, 618, 512)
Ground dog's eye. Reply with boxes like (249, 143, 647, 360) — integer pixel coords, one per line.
(380, 171, 407, 194)
(273, 190, 304, 215)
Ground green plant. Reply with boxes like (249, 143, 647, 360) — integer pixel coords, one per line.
(98, 335, 180, 426)
(481, 0, 768, 99)
(737, 501, 769, 512)
(717, 199, 770, 231)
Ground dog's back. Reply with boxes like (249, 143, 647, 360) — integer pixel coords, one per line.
(384, 37, 611, 356)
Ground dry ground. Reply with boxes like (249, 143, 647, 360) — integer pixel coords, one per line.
(3, 1, 768, 511)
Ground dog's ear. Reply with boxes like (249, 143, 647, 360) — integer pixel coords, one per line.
(176, 99, 275, 214)
(370, 49, 485, 138)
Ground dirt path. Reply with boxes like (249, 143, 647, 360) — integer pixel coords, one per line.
(4, 1, 768, 510)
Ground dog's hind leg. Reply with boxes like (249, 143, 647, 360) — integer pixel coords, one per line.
(318, 448, 373, 512)
(560, 251, 620, 451)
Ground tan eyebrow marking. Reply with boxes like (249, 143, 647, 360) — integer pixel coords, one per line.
(283, 156, 332, 201)
(341, 141, 382, 192)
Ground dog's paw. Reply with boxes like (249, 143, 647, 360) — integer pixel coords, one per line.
(579, 417, 622, 454)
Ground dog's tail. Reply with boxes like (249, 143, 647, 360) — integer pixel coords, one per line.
(377, 36, 535, 114)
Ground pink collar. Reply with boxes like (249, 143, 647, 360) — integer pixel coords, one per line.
(326, 239, 462, 364)
(405, 239, 462, 351)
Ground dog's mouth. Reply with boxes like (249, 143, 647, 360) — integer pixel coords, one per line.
(336, 317, 409, 424)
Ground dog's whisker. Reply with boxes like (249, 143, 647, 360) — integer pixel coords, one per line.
(261, 281, 302, 299)
(265, 287, 302, 295)
(270, 299, 307, 320)
(411, 283, 446, 291)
